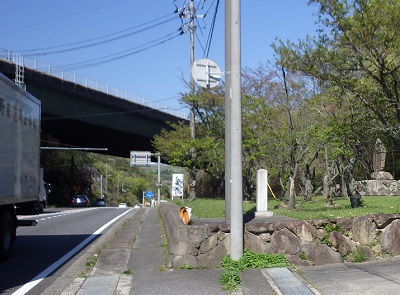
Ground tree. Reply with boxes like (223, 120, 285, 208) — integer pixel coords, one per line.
(274, 0, 400, 155)
(153, 88, 226, 198)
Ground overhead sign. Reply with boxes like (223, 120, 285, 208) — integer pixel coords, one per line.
(130, 151, 151, 167)
(191, 58, 222, 89)
(145, 191, 154, 199)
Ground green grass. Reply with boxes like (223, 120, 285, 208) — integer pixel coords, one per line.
(219, 249, 288, 291)
(172, 198, 256, 218)
(172, 196, 400, 220)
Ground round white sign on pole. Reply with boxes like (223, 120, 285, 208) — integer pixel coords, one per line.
(191, 58, 222, 88)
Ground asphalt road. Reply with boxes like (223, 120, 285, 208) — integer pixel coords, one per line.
(0, 207, 133, 295)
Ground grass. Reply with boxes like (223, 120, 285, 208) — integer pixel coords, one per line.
(219, 249, 288, 291)
(172, 195, 400, 220)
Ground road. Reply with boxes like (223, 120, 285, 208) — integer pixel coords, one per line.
(0, 207, 133, 295)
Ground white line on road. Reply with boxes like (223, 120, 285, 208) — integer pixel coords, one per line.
(12, 209, 133, 295)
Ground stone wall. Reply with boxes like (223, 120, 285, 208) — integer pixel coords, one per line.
(160, 202, 400, 268)
(160, 202, 230, 268)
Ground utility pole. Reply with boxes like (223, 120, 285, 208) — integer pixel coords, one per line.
(229, 0, 243, 260)
(186, 0, 204, 200)
(189, 0, 197, 201)
(224, 0, 232, 223)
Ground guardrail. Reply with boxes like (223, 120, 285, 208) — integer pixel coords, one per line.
(0, 48, 187, 119)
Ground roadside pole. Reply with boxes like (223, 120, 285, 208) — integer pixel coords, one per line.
(224, 0, 232, 224)
(229, 0, 243, 260)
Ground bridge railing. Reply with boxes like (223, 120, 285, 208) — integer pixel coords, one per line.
(0, 48, 187, 119)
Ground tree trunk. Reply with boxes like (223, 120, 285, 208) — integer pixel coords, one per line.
(188, 168, 197, 201)
(344, 158, 362, 208)
(284, 175, 296, 208)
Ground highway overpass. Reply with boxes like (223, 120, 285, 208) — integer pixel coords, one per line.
(0, 56, 187, 159)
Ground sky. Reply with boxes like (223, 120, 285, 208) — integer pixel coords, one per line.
(0, 0, 319, 117)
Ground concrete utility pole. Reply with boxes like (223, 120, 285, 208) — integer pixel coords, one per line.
(189, 0, 197, 200)
(224, 0, 232, 224)
(229, 0, 243, 260)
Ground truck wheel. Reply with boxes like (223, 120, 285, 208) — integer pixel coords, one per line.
(0, 211, 14, 260)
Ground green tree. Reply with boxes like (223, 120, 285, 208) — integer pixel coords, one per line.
(153, 88, 225, 198)
(274, 0, 400, 155)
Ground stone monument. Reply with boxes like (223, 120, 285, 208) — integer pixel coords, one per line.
(357, 139, 400, 195)
(371, 138, 393, 180)
(255, 169, 273, 217)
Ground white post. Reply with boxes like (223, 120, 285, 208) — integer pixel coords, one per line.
(255, 169, 273, 217)
(100, 175, 103, 198)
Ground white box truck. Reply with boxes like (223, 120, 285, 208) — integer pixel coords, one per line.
(0, 72, 42, 260)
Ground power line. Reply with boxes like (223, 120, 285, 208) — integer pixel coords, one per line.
(204, 0, 220, 58)
(50, 28, 186, 71)
(23, 15, 179, 57)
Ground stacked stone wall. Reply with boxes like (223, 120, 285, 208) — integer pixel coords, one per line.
(160, 203, 400, 268)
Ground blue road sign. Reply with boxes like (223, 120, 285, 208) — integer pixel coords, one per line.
(145, 191, 154, 199)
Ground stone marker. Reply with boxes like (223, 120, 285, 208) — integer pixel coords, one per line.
(255, 169, 273, 217)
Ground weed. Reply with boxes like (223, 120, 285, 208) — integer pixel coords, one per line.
(180, 264, 192, 270)
(219, 249, 288, 291)
(368, 241, 378, 248)
(299, 251, 308, 260)
(85, 254, 98, 267)
(219, 269, 241, 291)
(319, 223, 342, 245)
(352, 247, 367, 262)
(122, 269, 133, 275)
(157, 208, 169, 267)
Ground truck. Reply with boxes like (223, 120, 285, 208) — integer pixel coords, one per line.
(0, 72, 42, 260)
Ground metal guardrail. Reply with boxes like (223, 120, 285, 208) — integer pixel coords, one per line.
(0, 48, 187, 119)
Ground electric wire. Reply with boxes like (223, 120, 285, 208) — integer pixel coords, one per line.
(204, 0, 220, 58)
(52, 29, 186, 71)
(23, 15, 178, 57)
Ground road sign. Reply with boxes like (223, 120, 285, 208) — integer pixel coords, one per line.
(130, 151, 151, 167)
(145, 191, 154, 199)
(191, 58, 222, 89)
(172, 174, 184, 198)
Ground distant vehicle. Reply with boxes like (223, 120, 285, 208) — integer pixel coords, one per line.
(95, 199, 107, 207)
(133, 204, 140, 208)
(71, 195, 90, 207)
(118, 203, 128, 208)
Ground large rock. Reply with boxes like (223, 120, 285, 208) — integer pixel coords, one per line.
(357, 179, 400, 196)
(351, 216, 377, 244)
(197, 236, 229, 267)
(301, 242, 343, 265)
(370, 171, 394, 180)
(371, 214, 400, 229)
(198, 232, 226, 254)
(336, 218, 354, 232)
(246, 220, 289, 234)
(269, 228, 301, 255)
(328, 231, 352, 255)
(244, 232, 270, 253)
(380, 219, 400, 254)
(292, 221, 323, 241)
